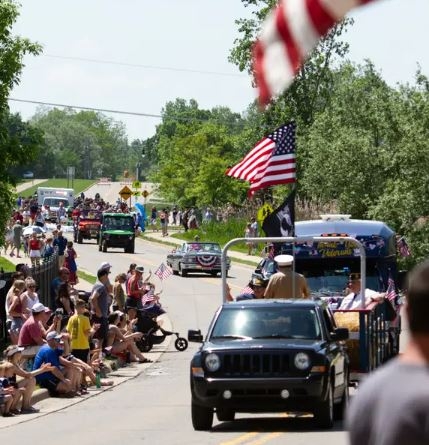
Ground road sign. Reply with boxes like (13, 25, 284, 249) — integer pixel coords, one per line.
(132, 180, 141, 189)
(119, 185, 132, 200)
(142, 190, 149, 198)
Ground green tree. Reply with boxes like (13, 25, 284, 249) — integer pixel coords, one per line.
(31, 108, 129, 179)
(0, 1, 42, 243)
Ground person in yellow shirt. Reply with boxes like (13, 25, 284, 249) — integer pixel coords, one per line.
(66, 299, 95, 363)
(264, 254, 310, 299)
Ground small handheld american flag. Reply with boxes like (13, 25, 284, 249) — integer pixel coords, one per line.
(142, 287, 156, 306)
(155, 262, 173, 280)
(385, 277, 397, 303)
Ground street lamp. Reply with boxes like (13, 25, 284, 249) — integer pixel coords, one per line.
(136, 162, 142, 181)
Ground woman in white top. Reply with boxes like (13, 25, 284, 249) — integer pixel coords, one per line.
(21, 277, 40, 315)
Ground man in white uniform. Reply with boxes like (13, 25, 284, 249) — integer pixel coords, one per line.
(339, 273, 385, 309)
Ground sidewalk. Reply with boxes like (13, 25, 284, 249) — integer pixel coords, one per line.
(142, 230, 264, 265)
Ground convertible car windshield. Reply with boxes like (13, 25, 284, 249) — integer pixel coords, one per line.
(185, 243, 221, 253)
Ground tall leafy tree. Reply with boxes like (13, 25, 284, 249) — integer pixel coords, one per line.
(0, 1, 42, 242)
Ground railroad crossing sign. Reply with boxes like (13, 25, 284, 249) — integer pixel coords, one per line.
(142, 190, 149, 198)
(119, 185, 132, 200)
(132, 180, 141, 189)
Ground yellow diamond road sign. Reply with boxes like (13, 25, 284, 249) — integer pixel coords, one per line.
(119, 185, 132, 200)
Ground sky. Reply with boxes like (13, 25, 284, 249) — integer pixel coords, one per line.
(8, 0, 429, 142)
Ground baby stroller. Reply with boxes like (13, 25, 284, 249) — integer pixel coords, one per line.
(134, 307, 188, 352)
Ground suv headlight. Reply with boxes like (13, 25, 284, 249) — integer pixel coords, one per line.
(294, 352, 311, 370)
(205, 353, 221, 372)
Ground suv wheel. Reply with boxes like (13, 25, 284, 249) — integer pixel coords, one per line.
(77, 233, 83, 244)
(314, 380, 334, 429)
(191, 400, 213, 431)
(102, 240, 108, 253)
(216, 407, 235, 422)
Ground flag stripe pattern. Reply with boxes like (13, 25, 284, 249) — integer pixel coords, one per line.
(253, 0, 377, 105)
(142, 287, 156, 305)
(155, 262, 173, 280)
(385, 276, 396, 302)
(226, 122, 296, 196)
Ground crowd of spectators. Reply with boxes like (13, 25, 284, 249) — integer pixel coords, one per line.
(1, 255, 163, 417)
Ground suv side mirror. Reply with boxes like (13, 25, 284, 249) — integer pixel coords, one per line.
(331, 327, 349, 341)
(188, 329, 203, 343)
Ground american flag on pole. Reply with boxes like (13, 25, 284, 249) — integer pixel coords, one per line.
(253, 0, 378, 106)
(154, 262, 173, 280)
(397, 236, 411, 257)
(226, 122, 296, 196)
(385, 276, 397, 303)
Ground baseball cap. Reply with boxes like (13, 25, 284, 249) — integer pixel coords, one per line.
(46, 331, 62, 341)
(135, 266, 144, 273)
(32, 302, 51, 313)
(250, 277, 266, 288)
(5, 345, 24, 357)
(99, 262, 112, 270)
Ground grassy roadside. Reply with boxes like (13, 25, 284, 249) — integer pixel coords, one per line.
(154, 219, 264, 256)
(77, 270, 97, 285)
(18, 178, 97, 197)
(0, 257, 16, 273)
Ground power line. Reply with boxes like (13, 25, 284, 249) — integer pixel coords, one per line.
(8, 98, 247, 127)
(43, 54, 248, 79)
(8, 97, 163, 119)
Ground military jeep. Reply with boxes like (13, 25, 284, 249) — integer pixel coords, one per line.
(99, 213, 136, 253)
(74, 210, 102, 244)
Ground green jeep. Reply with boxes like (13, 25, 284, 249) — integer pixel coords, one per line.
(99, 213, 136, 253)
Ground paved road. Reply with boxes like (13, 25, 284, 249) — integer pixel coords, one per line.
(84, 180, 159, 207)
(0, 236, 349, 445)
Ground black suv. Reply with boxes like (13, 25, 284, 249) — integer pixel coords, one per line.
(189, 299, 349, 430)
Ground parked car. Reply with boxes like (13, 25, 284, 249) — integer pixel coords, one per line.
(22, 171, 34, 179)
(188, 299, 349, 430)
(166, 242, 230, 277)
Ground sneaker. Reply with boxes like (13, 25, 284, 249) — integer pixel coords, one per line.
(20, 406, 40, 414)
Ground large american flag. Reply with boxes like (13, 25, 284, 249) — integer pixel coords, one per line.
(226, 122, 296, 196)
(154, 262, 173, 280)
(253, 0, 378, 105)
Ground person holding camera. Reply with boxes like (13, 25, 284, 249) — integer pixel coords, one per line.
(54, 282, 75, 330)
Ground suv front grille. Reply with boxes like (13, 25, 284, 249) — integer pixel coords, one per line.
(221, 353, 290, 377)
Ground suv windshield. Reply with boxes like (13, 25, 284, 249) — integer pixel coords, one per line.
(211, 307, 321, 340)
(103, 216, 135, 231)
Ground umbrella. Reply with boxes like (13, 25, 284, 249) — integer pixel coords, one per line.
(23, 225, 46, 236)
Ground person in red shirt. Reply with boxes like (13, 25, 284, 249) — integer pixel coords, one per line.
(28, 232, 43, 267)
(126, 266, 147, 310)
(18, 302, 56, 358)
